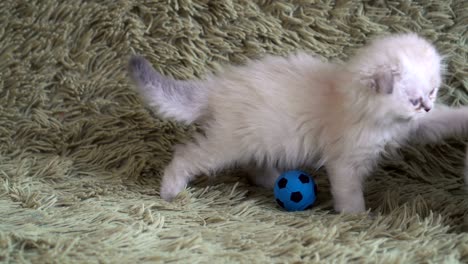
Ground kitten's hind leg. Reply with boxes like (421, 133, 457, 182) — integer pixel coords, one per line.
(246, 166, 281, 189)
(160, 134, 239, 201)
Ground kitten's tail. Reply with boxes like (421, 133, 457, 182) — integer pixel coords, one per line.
(128, 55, 208, 124)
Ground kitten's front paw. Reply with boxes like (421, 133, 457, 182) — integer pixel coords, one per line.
(160, 186, 178, 202)
(160, 176, 186, 202)
(333, 196, 366, 214)
(334, 203, 366, 214)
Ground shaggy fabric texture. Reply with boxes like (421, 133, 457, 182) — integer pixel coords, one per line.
(1, 0, 467, 263)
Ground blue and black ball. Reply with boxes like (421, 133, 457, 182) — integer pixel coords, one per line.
(274, 170, 317, 211)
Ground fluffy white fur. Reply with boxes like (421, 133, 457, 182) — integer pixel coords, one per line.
(129, 33, 468, 213)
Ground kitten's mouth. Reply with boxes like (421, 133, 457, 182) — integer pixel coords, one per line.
(415, 108, 429, 115)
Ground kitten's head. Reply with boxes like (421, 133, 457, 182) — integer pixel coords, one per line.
(348, 33, 443, 121)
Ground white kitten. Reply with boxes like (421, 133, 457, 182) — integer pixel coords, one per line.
(129, 33, 468, 213)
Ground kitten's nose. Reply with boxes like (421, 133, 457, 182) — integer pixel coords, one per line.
(422, 100, 432, 112)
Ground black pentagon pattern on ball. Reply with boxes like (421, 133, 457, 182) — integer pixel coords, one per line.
(276, 199, 285, 208)
(298, 174, 310, 184)
(290, 191, 303, 203)
(277, 178, 288, 189)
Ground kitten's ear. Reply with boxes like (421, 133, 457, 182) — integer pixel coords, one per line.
(368, 70, 395, 94)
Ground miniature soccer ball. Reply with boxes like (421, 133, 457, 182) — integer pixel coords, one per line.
(274, 170, 317, 211)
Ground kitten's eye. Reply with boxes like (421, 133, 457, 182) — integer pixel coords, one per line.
(429, 88, 436, 96)
(409, 98, 420, 106)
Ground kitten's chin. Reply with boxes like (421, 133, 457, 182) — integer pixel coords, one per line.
(394, 115, 414, 123)
(393, 111, 420, 123)
(396, 110, 427, 123)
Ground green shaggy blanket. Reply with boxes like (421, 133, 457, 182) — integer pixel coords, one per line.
(1, 0, 467, 263)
